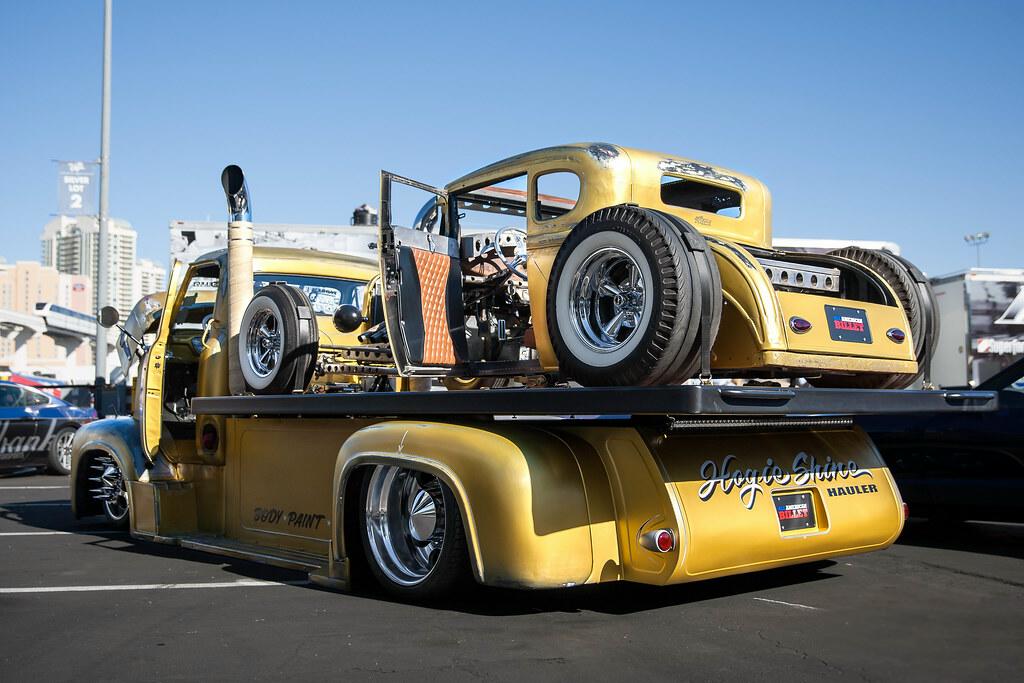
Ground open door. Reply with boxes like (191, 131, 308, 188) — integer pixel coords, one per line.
(379, 171, 467, 376)
(140, 260, 188, 456)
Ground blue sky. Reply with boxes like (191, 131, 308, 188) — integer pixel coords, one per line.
(1, 0, 1021, 276)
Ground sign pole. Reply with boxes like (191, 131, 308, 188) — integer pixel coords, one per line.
(95, 0, 112, 407)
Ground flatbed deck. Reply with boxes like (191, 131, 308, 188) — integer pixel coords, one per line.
(192, 385, 996, 419)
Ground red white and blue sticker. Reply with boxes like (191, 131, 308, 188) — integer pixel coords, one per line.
(825, 305, 872, 344)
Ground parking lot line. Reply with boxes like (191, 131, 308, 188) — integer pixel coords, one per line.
(752, 597, 819, 610)
(0, 531, 124, 537)
(0, 486, 68, 490)
(1, 502, 70, 507)
(0, 579, 310, 594)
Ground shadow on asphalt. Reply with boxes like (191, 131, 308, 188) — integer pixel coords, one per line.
(4, 496, 846, 614)
(896, 518, 1024, 560)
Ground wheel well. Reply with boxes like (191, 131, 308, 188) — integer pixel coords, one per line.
(73, 449, 106, 518)
(341, 465, 371, 586)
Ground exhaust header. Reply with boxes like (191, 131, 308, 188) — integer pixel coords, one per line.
(221, 164, 252, 222)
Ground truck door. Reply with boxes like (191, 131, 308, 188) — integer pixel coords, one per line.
(379, 171, 466, 375)
(140, 261, 188, 456)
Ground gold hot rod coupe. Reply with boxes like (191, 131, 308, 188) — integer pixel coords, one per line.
(70, 158, 987, 602)
(238, 143, 939, 393)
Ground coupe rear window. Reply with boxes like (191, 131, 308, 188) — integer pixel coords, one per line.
(661, 176, 742, 218)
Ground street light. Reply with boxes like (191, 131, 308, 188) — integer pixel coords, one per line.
(964, 231, 990, 268)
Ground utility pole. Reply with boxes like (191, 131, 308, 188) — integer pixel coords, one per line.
(95, 0, 112, 408)
(963, 231, 990, 268)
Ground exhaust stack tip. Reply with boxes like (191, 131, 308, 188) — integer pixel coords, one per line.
(221, 164, 252, 222)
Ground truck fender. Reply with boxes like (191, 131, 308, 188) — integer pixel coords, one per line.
(70, 417, 146, 518)
(332, 421, 598, 589)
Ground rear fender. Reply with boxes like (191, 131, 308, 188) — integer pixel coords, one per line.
(332, 421, 597, 589)
(70, 417, 146, 518)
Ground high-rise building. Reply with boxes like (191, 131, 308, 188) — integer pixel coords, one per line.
(41, 215, 137, 315)
(0, 260, 93, 372)
(133, 258, 167, 299)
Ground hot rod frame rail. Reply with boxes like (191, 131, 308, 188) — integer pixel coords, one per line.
(192, 385, 996, 420)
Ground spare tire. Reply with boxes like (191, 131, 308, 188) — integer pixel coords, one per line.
(817, 247, 936, 389)
(239, 283, 319, 394)
(546, 205, 721, 386)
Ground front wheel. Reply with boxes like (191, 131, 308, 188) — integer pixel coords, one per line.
(359, 465, 470, 599)
(87, 453, 130, 528)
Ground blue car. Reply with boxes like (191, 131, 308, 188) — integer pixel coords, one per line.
(0, 381, 95, 476)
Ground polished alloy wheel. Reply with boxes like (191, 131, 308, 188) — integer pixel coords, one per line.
(88, 454, 129, 522)
(364, 466, 447, 587)
(569, 246, 647, 352)
(55, 430, 75, 472)
(246, 309, 282, 378)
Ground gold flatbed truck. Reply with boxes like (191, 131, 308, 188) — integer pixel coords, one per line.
(70, 166, 996, 600)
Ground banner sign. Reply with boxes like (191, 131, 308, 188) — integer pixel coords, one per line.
(56, 161, 98, 215)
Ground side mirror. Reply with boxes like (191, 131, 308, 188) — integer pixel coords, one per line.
(99, 306, 120, 328)
(333, 304, 365, 333)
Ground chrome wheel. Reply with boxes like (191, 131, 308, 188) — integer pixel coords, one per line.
(569, 246, 648, 353)
(246, 308, 282, 378)
(55, 429, 75, 472)
(364, 466, 447, 587)
(88, 454, 129, 523)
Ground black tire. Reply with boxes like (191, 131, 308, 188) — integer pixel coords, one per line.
(814, 247, 935, 389)
(239, 284, 319, 395)
(46, 426, 76, 476)
(84, 452, 130, 528)
(358, 465, 470, 600)
(546, 206, 721, 386)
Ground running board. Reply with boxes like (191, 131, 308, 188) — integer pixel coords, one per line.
(176, 535, 327, 572)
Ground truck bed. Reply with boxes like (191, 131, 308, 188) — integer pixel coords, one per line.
(192, 385, 996, 420)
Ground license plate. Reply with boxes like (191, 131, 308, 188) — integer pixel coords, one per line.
(825, 305, 872, 343)
(773, 491, 816, 532)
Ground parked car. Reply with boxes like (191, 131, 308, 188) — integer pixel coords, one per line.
(859, 357, 1024, 522)
(300, 144, 937, 393)
(0, 381, 95, 475)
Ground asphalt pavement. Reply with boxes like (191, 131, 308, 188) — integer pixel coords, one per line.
(1, 469, 1021, 682)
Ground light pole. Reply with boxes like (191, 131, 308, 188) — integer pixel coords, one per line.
(95, 0, 112, 400)
(964, 231, 990, 268)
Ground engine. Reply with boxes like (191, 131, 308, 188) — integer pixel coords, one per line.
(458, 228, 533, 363)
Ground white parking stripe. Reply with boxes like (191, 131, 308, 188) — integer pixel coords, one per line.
(752, 597, 819, 611)
(0, 531, 73, 536)
(2, 502, 70, 507)
(0, 486, 68, 490)
(0, 579, 310, 594)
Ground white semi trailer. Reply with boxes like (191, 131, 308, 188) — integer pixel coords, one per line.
(929, 268, 1024, 387)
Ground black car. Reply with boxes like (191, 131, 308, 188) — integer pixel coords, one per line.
(0, 381, 95, 476)
(859, 359, 1024, 522)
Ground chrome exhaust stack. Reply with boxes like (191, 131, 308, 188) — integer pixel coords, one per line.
(221, 165, 255, 395)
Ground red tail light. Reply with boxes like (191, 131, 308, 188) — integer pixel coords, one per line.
(902, 502, 910, 520)
(640, 528, 676, 553)
(789, 316, 812, 334)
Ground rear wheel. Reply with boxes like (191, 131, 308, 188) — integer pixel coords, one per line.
(239, 284, 319, 394)
(359, 465, 469, 599)
(46, 426, 76, 475)
(813, 247, 936, 389)
(546, 206, 721, 386)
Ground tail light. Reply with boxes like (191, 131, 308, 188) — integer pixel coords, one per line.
(789, 316, 813, 334)
(639, 529, 676, 553)
(887, 328, 906, 343)
(902, 502, 910, 520)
